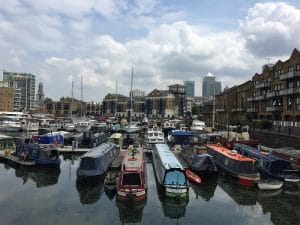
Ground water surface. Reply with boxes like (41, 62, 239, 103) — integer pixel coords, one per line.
(0, 154, 299, 225)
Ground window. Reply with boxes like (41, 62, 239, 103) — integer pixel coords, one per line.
(296, 64, 300, 71)
(122, 173, 141, 185)
(288, 66, 294, 72)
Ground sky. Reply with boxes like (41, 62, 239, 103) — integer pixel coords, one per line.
(1, 0, 300, 102)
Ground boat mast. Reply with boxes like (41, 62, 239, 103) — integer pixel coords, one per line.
(129, 67, 134, 124)
(115, 80, 118, 118)
(81, 76, 83, 117)
(71, 80, 74, 119)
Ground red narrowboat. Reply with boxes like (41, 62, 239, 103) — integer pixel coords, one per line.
(117, 145, 147, 201)
(206, 144, 260, 187)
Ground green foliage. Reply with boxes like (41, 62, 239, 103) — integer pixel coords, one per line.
(191, 105, 199, 115)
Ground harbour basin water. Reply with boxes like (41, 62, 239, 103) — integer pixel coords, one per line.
(0, 154, 299, 225)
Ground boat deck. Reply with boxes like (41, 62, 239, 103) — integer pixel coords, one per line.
(0, 151, 35, 166)
(109, 150, 126, 171)
(173, 152, 188, 169)
(57, 146, 91, 153)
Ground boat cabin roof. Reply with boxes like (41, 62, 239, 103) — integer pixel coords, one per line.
(206, 144, 256, 162)
(155, 144, 184, 170)
(171, 130, 193, 136)
(81, 143, 116, 159)
(122, 147, 144, 172)
(234, 144, 289, 162)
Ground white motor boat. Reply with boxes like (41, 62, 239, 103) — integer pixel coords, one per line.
(258, 179, 283, 190)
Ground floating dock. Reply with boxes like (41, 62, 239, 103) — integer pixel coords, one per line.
(56, 146, 91, 154)
(0, 150, 35, 166)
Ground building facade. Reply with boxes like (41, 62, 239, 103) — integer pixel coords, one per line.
(202, 72, 221, 100)
(207, 48, 300, 129)
(0, 87, 14, 112)
(3, 71, 36, 112)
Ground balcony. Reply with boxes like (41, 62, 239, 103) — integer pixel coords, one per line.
(247, 108, 258, 112)
(266, 106, 283, 112)
(231, 107, 245, 112)
(247, 97, 254, 101)
(254, 95, 265, 100)
(266, 91, 277, 98)
(279, 71, 300, 80)
(277, 88, 294, 96)
(255, 82, 271, 89)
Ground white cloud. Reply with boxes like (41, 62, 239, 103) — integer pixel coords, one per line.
(1, 1, 299, 101)
(240, 2, 300, 57)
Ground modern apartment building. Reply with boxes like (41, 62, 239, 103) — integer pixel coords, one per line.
(3, 71, 36, 112)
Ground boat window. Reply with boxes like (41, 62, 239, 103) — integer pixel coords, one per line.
(40, 150, 50, 160)
(122, 173, 141, 185)
(80, 158, 96, 170)
(164, 170, 186, 186)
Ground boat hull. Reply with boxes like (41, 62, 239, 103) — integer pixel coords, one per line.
(258, 180, 283, 190)
(206, 144, 259, 187)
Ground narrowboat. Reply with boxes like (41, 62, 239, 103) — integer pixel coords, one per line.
(117, 145, 147, 201)
(77, 143, 118, 178)
(14, 141, 61, 166)
(206, 144, 260, 186)
(79, 131, 108, 148)
(152, 143, 189, 199)
(271, 147, 300, 170)
(233, 143, 300, 185)
(179, 145, 218, 176)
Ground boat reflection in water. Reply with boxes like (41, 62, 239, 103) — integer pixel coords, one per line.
(217, 174, 257, 205)
(160, 196, 189, 220)
(191, 175, 218, 201)
(116, 198, 147, 224)
(104, 171, 118, 200)
(76, 177, 104, 204)
(1, 162, 60, 187)
(257, 188, 300, 225)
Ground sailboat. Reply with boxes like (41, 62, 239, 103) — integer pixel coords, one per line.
(124, 67, 141, 134)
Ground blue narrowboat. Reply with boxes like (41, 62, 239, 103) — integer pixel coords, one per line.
(234, 143, 300, 184)
(152, 143, 188, 199)
(14, 141, 61, 166)
(77, 143, 118, 178)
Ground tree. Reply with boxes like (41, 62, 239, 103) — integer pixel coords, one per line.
(191, 105, 199, 115)
(44, 97, 53, 105)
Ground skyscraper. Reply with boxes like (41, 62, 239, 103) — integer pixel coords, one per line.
(3, 71, 36, 112)
(202, 72, 221, 100)
(184, 80, 195, 98)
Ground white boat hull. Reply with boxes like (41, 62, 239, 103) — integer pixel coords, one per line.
(258, 180, 283, 190)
